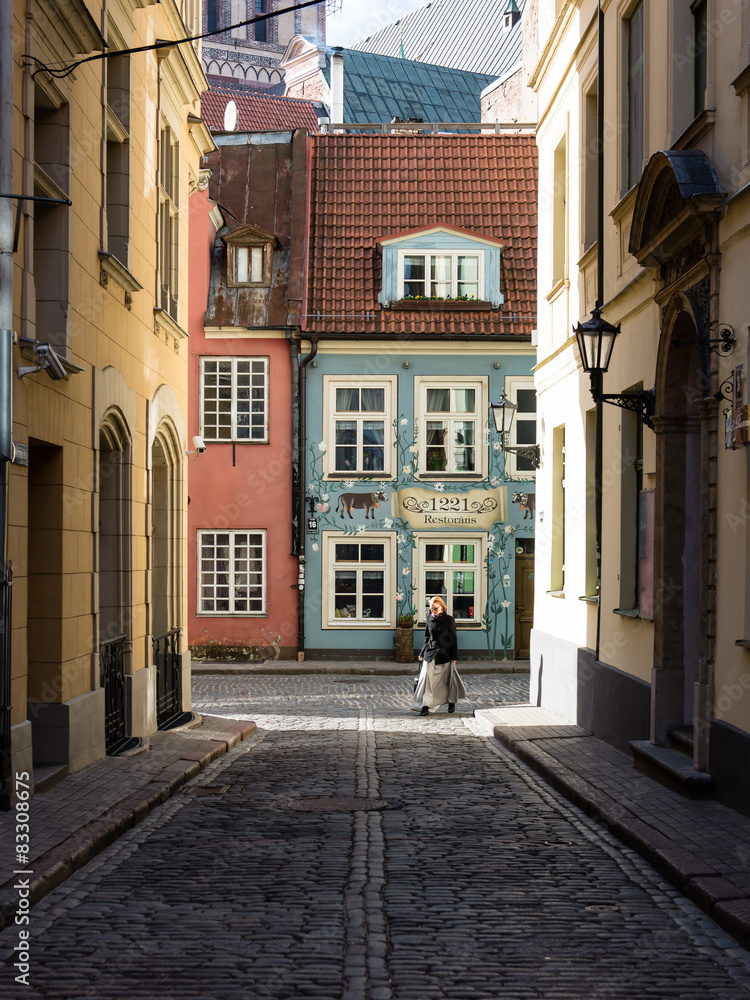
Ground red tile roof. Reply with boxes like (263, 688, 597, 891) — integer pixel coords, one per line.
(305, 133, 537, 337)
(201, 89, 320, 133)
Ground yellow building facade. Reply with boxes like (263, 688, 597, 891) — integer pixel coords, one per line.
(0, 0, 213, 800)
(532, 0, 750, 813)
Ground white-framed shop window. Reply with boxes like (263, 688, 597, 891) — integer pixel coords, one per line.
(200, 356, 269, 443)
(322, 532, 396, 628)
(415, 533, 485, 624)
(198, 529, 266, 616)
(398, 250, 484, 300)
(323, 375, 397, 477)
(504, 375, 538, 478)
(415, 376, 487, 478)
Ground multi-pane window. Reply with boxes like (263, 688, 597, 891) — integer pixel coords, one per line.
(325, 377, 395, 477)
(505, 377, 538, 477)
(201, 357, 269, 443)
(335, 387, 384, 473)
(237, 246, 263, 283)
(627, 0, 645, 189)
(159, 124, 179, 319)
(33, 84, 70, 353)
(198, 531, 266, 615)
(106, 52, 131, 266)
(400, 251, 482, 299)
(693, 0, 707, 119)
(325, 536, 393, 626)
(419, 537, 481, 623)
(417, 379, 485, 476)
(254, 0, 267, 41)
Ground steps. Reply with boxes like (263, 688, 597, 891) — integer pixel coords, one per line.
(630, 729, 712, 800)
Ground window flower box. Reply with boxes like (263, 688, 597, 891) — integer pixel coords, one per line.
(390, 298, 493, 311)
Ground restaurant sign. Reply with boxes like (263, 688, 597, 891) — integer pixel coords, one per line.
(391, 486, 507, 530)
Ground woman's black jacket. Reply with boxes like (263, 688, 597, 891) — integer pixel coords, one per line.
(420, 612, 458, 664)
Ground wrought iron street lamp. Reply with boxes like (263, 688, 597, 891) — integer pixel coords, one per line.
(573, 304, 655, 429)
(489, 393, 541, 469)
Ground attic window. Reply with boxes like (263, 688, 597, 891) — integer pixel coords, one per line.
(399, 250, 483, 300)
(231, 244, 272, 286)
(504, 13, 512, 28)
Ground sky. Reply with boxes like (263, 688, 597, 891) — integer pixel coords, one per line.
(325, 0, 427, 48)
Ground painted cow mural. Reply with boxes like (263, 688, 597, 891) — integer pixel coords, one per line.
(512, 491, 536, 520)
(336, 490, 387, 520)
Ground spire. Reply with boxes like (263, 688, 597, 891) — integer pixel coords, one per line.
(399, 28, 405, 59)
(503, 0, 521, 29)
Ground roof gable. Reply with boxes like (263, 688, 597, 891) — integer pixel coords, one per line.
(220, 223, 281, 248)
(377, 225, 506, 251)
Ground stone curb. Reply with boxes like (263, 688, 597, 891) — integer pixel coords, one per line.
(0, 720, 256, 932)
(191, 664, 530, 675)
(483, 722, 750, 950)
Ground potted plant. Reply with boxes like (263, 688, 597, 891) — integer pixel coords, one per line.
(395, 613, 415, 663)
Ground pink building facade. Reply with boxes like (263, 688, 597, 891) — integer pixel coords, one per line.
(187, 133, 304, 661)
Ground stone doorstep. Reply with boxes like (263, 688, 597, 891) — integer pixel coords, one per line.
(630, 741, 713, 799)
(0, 719, 257, 933)
(473, 708, 750, 950)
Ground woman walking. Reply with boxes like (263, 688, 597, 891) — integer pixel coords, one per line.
(411, 596, 467, 716)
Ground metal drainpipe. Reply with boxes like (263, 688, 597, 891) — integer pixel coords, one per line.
(0, 0, 12, 800)
(595, 2, 605, 662)
(296, 337, 318, 661)
(285, 328, 301, 558)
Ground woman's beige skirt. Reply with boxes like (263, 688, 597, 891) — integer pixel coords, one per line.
(411, 658, 467, 711)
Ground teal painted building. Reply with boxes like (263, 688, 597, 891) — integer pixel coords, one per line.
(300, 132, 538, 661)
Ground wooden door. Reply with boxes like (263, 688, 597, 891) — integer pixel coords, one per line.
(514, 553, 535, 659)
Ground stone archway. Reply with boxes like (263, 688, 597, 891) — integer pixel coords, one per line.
(629, 151, 726, 771)
(651, 294, 710, 752)
(98, 408, 133, 751)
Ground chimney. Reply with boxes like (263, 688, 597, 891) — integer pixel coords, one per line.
(330, 47, 344, 125)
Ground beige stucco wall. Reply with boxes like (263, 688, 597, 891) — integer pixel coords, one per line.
(7, 0, 210, 778)
(531, 0, 750, 740)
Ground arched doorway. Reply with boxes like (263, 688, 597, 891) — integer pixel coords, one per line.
(652, 300, 706, 742)
(151, 421, 183, 728)
(628, 150, 726, 771)
(98, 411, 132, 752)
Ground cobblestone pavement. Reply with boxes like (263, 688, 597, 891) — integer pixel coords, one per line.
(3, 673, 750, 999)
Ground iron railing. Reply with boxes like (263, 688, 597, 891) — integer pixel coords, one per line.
(0, 563, 13, 809)
(153, 628, 182, 729)
(100, 634, 126, 752)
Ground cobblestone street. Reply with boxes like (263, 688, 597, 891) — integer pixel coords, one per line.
(3, 673, 750, 999)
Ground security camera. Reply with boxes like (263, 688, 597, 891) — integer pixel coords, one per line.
(40, 345, 69, 381)
(192, 435, 206, 454)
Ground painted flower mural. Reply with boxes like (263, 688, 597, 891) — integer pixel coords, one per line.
(305, 411, 534, 655)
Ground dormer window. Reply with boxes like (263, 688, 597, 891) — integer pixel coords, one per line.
(221, 223, 279, 288)
(231, 243, 272, 286)
(399, 250, 483, 300)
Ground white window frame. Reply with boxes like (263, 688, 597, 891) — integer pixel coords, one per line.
(415, 375, 488, 479)
(322, 532, 396, 629)
(323, 375, 397, 478)
(414, 532, 486, 626)
(200, 356, 269, 444)
(230, 243, 272, 287)
(504, 375, 538, 479)
(397, 249, 485, 300)
(197, 529, 267, 616)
